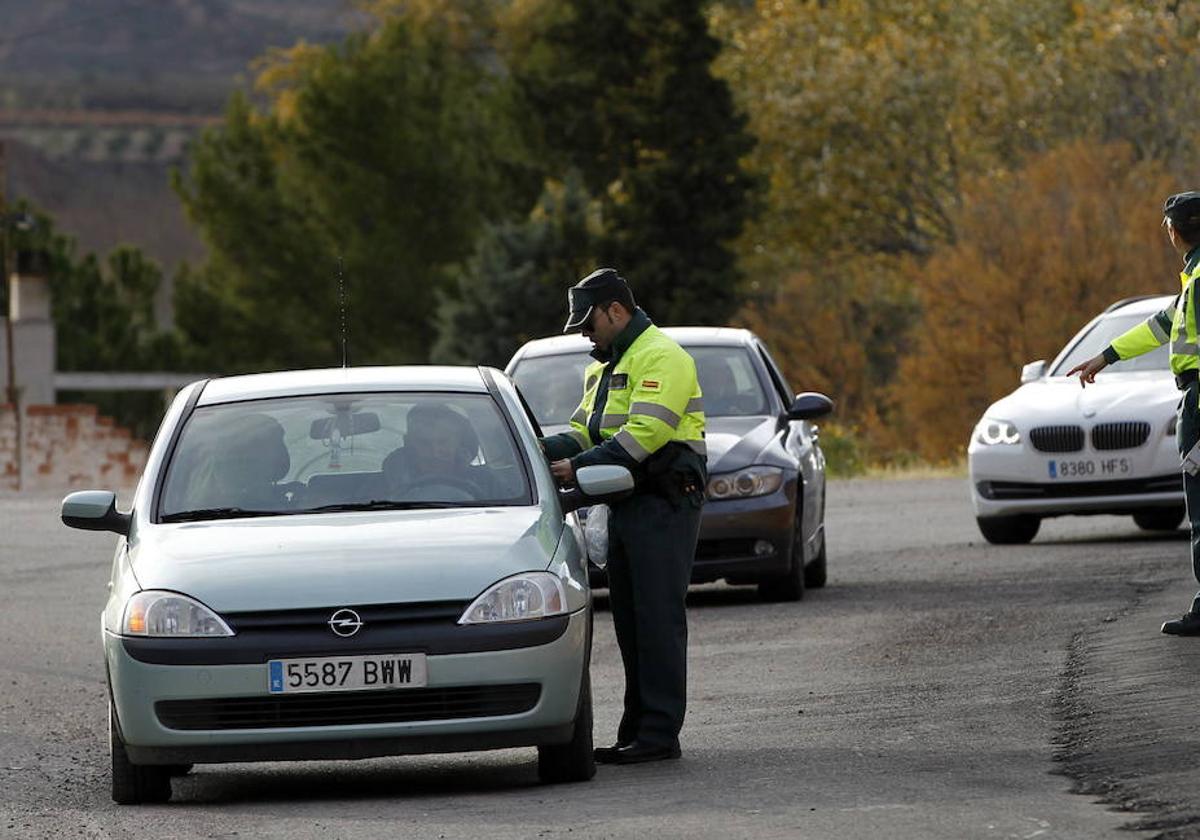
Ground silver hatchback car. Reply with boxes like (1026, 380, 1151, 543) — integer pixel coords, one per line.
(63, 366, 633, 803)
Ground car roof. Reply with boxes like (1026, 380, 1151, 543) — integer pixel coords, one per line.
(513, 326, 757, 359)
(197, 366, 490, 405)
(1102, 293, 1175, 318)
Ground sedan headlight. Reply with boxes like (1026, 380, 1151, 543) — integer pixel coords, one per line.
(122, 591, 234, 637)
(459, 573, 568, 625)
(707, 465, 785, 500)
(974, 417, 1021, 446)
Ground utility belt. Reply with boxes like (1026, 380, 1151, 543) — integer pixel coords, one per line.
(631, 441, 708, 510)
(1177, 369, 1199, 390)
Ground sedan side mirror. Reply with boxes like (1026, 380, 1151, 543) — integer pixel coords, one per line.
(559, 465, 636, 514)
(1020, 360, 1047, 384)
(61, 490, 131, 536)
(787, 392, 834, 421)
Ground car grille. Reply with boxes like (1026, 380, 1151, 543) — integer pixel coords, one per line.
(1091, 421, 1151, 450)
(1029, 425, 1085, 453)
(155, 683, 541, 730)
(976, 474, 1182, 500)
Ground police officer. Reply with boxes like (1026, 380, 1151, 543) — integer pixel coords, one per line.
(542, 268, 707, 764)
(1069, 191, 1200, 635)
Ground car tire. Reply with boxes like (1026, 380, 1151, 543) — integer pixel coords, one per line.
(164, 764, 193, 777)
(1133, 507, 1186, 531)
(758, 505, 806, 602)
(803, 532, 827, 589)
(976, 515, 1040, 545)
(537, 670, 596, 784)
(110, 704, 172, 805)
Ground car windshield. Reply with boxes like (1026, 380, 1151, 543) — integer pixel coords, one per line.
(511, 345, 770, 426)
(1051, 312, 1172, 376)
(158, 393, 532, 521)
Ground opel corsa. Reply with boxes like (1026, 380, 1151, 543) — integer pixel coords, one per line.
(63, 367, 633, 803)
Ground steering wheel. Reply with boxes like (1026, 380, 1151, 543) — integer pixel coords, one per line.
(392, 475, 483, 502)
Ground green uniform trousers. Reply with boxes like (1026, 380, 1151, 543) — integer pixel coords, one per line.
(1179, 381, 1200, 611)
(606, 491, 703, 748)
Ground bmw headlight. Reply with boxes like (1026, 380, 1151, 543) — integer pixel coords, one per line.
(974, 417, 1021, 446)
(459, 573, 568, 625)
(122, 591, 234, 637)
(707, 465, 785, 500)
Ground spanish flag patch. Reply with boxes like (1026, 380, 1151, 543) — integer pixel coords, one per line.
(641, 379, 662, 392)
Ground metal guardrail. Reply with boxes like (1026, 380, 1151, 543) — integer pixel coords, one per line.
(53, 372, 209, 391)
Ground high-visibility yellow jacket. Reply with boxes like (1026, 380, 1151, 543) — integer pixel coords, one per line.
(1106, 248, 1200, 374)
(542, 309, 707, 471)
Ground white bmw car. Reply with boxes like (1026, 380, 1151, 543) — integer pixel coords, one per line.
(969, 294, 1185, 544)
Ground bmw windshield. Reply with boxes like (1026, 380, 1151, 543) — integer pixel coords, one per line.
(158, 393, 533, 521)
(1051, 313, 1171, 376)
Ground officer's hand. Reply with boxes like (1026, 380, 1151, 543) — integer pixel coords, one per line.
(1066, 354, 1109, 388)
(550, 459, 576, 487)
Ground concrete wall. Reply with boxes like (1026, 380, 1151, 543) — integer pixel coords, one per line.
(0, 403, 147, 493)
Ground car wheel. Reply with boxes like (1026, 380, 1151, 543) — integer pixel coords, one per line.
(110, 704, 172, 805)
(803, 531, 827, 589)
(164, 764, 193, 777)
(1133, 507, 1186, 531)
(976, 515, 1040, 545)
(758, 505, 806, 602)
(537, 670, 596, 784)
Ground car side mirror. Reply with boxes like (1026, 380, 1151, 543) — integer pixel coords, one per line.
(559, 465, 636, 514)
(787, 392, 834, 421)
(1020, 360, 1047, 384)
(61, 490, 131, 536)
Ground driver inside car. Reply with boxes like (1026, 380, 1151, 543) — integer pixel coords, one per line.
(382, 403, 491, 501)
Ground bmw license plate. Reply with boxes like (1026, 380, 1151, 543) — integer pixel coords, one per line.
(1047, 458, 1131, 480)
(267, 653, 427, 694)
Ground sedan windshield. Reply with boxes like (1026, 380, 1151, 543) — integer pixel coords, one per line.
(512, 345, 770, 426)
(159, 393, 531, 521)
(1051, 312, 1171, 376)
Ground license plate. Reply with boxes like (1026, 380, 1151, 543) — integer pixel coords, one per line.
(267, 653, 427, 694)
(1047, 458, 1132, 480)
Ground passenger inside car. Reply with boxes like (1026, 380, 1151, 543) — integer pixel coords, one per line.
(175, 413, 291, 511)
(383, 403, 494, 501)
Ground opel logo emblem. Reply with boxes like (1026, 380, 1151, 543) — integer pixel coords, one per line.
(328, 608, 363, 637)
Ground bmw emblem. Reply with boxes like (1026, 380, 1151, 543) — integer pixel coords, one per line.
(328, 608, 364, 637)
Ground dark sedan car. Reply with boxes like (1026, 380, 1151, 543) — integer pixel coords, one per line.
(506, 328, 832, 601)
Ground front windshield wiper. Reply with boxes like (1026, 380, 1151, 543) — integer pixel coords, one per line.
(160, 507, 281, 523)
(297, 500, 479, 513)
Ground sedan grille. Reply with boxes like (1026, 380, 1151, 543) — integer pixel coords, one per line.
(1029, 425, 1084, 453)
(156, 683, 541, 730)
(1091, 421, 1151, 451)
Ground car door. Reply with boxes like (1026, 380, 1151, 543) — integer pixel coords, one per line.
(753, 339, 827, 555)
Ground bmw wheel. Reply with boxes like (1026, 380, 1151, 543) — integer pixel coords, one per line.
(1133, 507, 1185, 531)
(804, 531, 827, 589)
(976, 514, 1040, 545)
(110, 704, 171, 805)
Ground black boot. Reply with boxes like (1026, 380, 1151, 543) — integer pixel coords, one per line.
(1161, 611, 1200, 635)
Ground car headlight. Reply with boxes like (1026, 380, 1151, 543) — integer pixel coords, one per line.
(974, 417, 1021, 446)
(707, 465, 785, 500)
(122, 591, 234, 637)
(459, 573, 568, 625)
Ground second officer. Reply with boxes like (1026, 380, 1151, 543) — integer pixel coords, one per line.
(542, 267, 707, 764)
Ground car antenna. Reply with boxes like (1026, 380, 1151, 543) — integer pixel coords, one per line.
(337, 254, 350, 368)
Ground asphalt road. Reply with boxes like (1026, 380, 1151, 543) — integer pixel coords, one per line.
(1, 478, 1196, 839)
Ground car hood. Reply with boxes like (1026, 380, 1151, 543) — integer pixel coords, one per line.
(130, 507, 561, 613)
(541, 416, 783, 473)
(986, 372, 1178, 425)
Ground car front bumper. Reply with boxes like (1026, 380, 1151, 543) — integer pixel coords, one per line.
(969, 437, 1184, 518)
(106, 608, 589, 764)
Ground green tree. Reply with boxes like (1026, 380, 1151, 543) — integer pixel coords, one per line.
(505, 0, 759, 326)
(433, 172, 601, 366)
(174, 7, 538, 372)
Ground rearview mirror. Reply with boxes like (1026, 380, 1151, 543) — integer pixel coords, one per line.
(310, 412, 382, 440)
(559, 465, 636, 514)
(61, 490, 131, 536)
(1020, 360, 1046, 384)
(787, 392, 834, 421)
